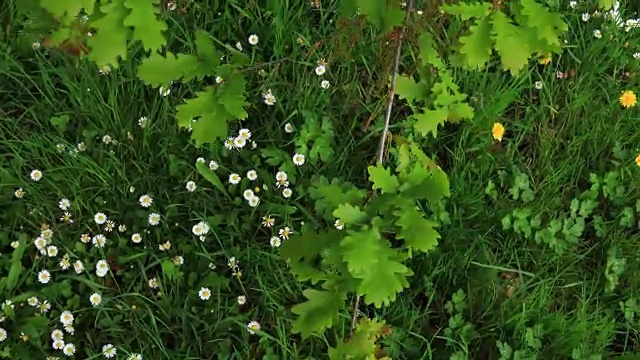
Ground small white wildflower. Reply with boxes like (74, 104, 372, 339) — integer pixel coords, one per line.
(73, 260, 84, 274)
(569, 0, 577, 8)
(582, 12, 590, 22)
(279, 227, 292, 240)
(199, 287, 212, 300)
(186, 181, 197, 192)
(139, 194, 153, 208)
(238, 128, 251, 140)
(534, 81, 543, 90)
(10, 241, 19, 249)
(229, 173, 242, 185)
(92, 234, 107, 248)
(89, 293, 102, 306)
(46, 245, 59, 257)
(321, 80, 330, 89)
(243, 189, 255, 201)
(148, 278, 158, 289)
(94, 212, 107, 225)
(27, 297, 39, 307)
(58, 198, 71, 211)
(63, 343, 76, 356)
(224, 137, 235, 150)
(593, 29, 602, 38)
(247, 170, 258, 181)
(196, 157, 206, 164)
(51, 329, 64, 341)
(263, 90, 276, 106)
(32, 41, 41, 50)
(77, 142, 86, 152)
(262, 216, 275, 228)
(248, 34, 259, 45)
(38, 270, 51, 284)
(138, 116, 149, 128)
(282, 188, 293, 198)
(215, 76, 223, 84)
(270, 236, 281, 247)
(59, 311, 74, 326)
(192, 221, 210, 236)
(208, 160, 219, 170)
(292, 153, 305, 166)
(315, 64, 326, 76)
(233, 136, 247, 148)
(129, 186, 136, 193)
(53, 339, 65, 350)
(248, 196, 260, 207)
(247, 321, 261, 334)
(235, 42, 243, 51)
(159, 86, 170, 96)
(14, 187, 24, 198)
(237, 295, 246, 305)
(102, 344, 117, 358)
(30, 169, 43, 181)
(284, 123, 294, 134)
(148, 213, 161, 226)
(131, 233, 142, 244)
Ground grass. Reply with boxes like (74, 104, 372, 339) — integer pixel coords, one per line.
(1, 0, 640, 359)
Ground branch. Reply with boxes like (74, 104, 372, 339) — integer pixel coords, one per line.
(376, 0, 414, 165)
(351, 0, 415, 334)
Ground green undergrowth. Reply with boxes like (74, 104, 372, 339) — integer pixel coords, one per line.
(0, 0, 640, 359)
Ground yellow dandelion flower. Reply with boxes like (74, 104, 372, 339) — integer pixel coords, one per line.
(620, 90, 637, 108)
(539, 54, 552, 65)
(492, 122, 505, 142)
(635, 154, 640, 167)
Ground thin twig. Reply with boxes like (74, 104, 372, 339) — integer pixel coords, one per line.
(470, 261, 535, 278)
(376, 0, 414, 165)
(350, 0, 414, 334)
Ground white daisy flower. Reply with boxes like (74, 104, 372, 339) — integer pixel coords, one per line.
(229, 173, 241, 185)
(73, 260, 84, 274)
(60, 311, 74, 325)
(148, 213, 161, 226)
(138, 116, 149, 128)
(292, 153, 305, 166)
(282, 188, 293, 198)
(248, 196, 260, 207)
(51, 329, 64, 341)
(199, 287, 212, 300)
(58, 198, 71, 211)
(321, 80, 330, 89)
(159, 86, 170, 97)
(270, 236, 281, 247)
(208, 160, 219, 170)
(131, 233, 142, 244)
(334, 219, 344, 230)
(233, 136, 247, 148)
(248, 34, 259, 45)
(94, 212, 108, 225)
(53, 339, 65, 350)
(89, 293, 102, 306)
(92, 234, 107, 248)
(192, 221, 210, 236)
(247, 170, 258, 181)
(315, 64, 326, 76)
(63, 342, 76, 356)
(102, 343, 117, 358)
(14, 187, 24, 198)
(186, 181, 197, 192)
(279, 227, 292, 240)
(243, 189, 255, 200)
(30, 169, 43, 181)
(38, 270, 51, 284)
(284, 123, 294, 133)
(139, 194, 153, 208)
(237, 295, 246, 305)
(247, 321, 261, 334)
(238, 128, 251, 139)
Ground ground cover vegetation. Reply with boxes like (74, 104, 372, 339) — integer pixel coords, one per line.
(1, 0, 640, 359)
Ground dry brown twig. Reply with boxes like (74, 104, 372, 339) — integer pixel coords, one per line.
(349, 0, 415, 335)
